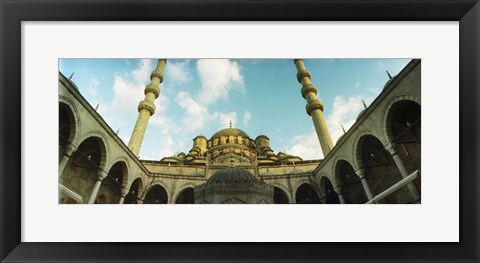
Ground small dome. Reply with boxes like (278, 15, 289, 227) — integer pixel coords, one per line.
(357, 108, 367, 120)
(210, 128, 251, 140)
(383, 75, 397, 90)
(255, 135, 270, 141)
(194, 135, 207, 141)
(207, 167, 258, 184)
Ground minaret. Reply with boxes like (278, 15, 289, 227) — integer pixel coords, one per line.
(294, 59, 334, 156)
(128, 59, 167, 156)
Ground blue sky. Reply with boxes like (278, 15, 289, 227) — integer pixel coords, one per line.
(59, 58, 410, 160)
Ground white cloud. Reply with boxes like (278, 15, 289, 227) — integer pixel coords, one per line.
(98, 59, 180, 147)
(171, 59, 246, 133)
(109, 74, 144, 118)
(368, 86, 381, 95)
(157, 136, 175, 159)
(132, 59, 153, 83)
(326, 95, 367, 143)
(165, 60, 191, 84)
(219, 112, 237, 129)
(176, 91, 212, 131)
(243, 110, 251, 125)
(196, 59, 244, 105)
(285, 95, 370, 160)
(87, 76, 99, 98)
(285, 132, 323, 160)
(354, 81, 360, 88)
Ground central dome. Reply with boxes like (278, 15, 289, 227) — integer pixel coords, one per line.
(210, 128, 251, 140)
(207, 167, 258, 184)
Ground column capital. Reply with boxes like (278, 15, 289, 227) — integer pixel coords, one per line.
(97, 171, 107, 181)
(64, 144, 76, 157)
(355, 168, 365, 179)
(121, 187, 129, 197)
(385, 142, 398, 155)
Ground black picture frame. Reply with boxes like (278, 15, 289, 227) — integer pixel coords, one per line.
(1, 0, 479, 262)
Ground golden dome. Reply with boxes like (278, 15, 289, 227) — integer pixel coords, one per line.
(209, 128, 251, 140)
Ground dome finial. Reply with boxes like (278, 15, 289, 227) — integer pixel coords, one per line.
(362, 100, 367, 109)
(341, 125, 346, 134)
(229, 119, 232, 128)
(386, 70, 393, 80)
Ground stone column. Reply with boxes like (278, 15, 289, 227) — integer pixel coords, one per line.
(337, 192, 346, 204)
(87, 171, 107, 204)
(118, 187, 129, 204)
(294, 59, 334, 157)
(128, 59, 167, 156)
(385, 142, 420, 202)
(357, 169, 374, 201)
(59, 144, 75, 177)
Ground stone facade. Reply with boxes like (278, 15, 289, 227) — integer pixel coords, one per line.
(58, 59, 421, 204)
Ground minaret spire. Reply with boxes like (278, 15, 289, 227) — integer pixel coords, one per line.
(293, 59, 334, 157)
(128, 59, 167, 156)
(229, 119, 232, 128)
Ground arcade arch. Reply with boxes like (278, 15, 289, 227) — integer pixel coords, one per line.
(143, 185, 168, 204)
(124, 177, 144, 204)
(334, 160, 368, 204)
(295, 183, 321, 204)
(175, 187, 194, 204)
(386, 100, 421, 193)
(60, 136, 107, 202)
(356, 134, 409, 203)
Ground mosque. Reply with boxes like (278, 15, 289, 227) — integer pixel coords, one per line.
(58, 59, 421, 204)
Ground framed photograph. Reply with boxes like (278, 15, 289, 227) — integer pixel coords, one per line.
(1, 0, 479, 262)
